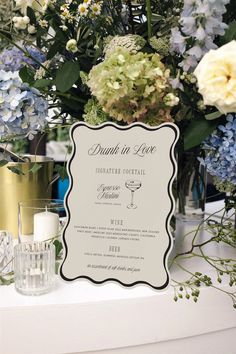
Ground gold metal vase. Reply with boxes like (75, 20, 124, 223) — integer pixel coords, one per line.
(0, 156, 54, 238)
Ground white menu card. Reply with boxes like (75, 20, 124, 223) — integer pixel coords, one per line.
(60, 122, 179, 290)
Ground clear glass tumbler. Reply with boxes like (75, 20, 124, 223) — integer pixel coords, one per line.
(14, 242, 55, 296)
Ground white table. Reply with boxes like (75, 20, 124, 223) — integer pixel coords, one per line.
(0, 201, 236, 354)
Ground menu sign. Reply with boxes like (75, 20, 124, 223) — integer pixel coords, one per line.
(60, 122, 179, 290)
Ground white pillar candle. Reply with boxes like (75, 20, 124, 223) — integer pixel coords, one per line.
(34, 209, 59, 242)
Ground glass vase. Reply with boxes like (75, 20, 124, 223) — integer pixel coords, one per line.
(175, 151, 207, 222)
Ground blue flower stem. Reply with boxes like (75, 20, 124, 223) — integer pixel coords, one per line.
(146, 0, 152, 39)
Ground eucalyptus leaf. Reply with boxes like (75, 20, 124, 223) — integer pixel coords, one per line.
(205, 111, 222, 120)
(0, 159, 9, 167)
(27, 6, 36, 24)
(53, 240, 63, 258)
(54, 164, 68, 181)
(184, 119, 219, 150)
(55, 62, 80, 93)
(0, 273, 14, 285)
(7, 166, 25, 175)
(29, 163, 42, 174)
(55, 261, 60, 274)
(33, 79, 51, 89)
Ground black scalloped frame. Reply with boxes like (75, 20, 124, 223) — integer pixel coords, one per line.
(60, 122, 179, 290)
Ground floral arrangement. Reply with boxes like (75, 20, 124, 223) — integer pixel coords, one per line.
(0, 0, 235, 305)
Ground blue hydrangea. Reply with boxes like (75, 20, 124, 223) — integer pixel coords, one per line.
(202, 114, 236, 185)
(0, 46, 46, 72)
(170, 0, 229, 72)
(0, 70, 48, 140)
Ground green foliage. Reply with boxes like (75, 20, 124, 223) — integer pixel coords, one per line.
(171, 202, 236, 309)
(7, 165, 25, 175)
(221, 20, 236, 44)
(205, 111, 223, 120)
(219, 20, 236, 44)
(53, 239, 63, 258)
(33, 79, 51, 89)
(46, 42, 61, 60)
(54, 164, 68, 181)
(184, 119, 220, 150)
(26, 6, 36, 25)
(29, 163, 42, 174)
(0, 159, 8, 167)
(55, 62, 80, 93)
(0, 273, 14, 285)
(19, 66, 35, 85)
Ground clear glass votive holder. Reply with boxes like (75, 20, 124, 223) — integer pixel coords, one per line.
(0, 230, 13, 275)
(18, 199, 65, 243)
(14, 242, 55, 296)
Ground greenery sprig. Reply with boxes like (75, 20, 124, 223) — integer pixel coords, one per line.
(171, 203, 236, 309)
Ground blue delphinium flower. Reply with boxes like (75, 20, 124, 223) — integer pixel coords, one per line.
(0, 70, 48, 140)
(0, 46, 46, 72)
(170, 0, 229, 72)
(202, 114, 236, 185)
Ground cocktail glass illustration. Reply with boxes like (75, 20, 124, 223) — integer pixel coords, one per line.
(125, 180, 142, 209)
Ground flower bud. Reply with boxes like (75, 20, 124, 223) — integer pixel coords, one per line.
(66, 39, 78, 53)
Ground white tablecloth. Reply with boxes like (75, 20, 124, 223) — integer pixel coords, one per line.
(0, 201, 235, 354)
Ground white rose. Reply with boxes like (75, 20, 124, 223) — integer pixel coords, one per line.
(194, 40, 236, 114)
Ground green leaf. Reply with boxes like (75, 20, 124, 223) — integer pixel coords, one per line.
(19, 66, 34, 85)
(151, 13, 162, 23)
(36, 27, 47, 38)
(220, 21, 236, 45)
(47, 41, 61, 60)
(7, 166, 25, 175)
(184, 119, 219, 150)
(53, 240, 63, 258)
(55, 62, 80, 93)
(27, 6, 36, 24)
(205, 111, 222, 120)
(55, 261, 60, 274)
(0, 159, 8, 167)
(0, 274, 14, 285)
(29, 163, 42, 174)
(49, 18, 67, 42)
(54, 164, 68, 181)
(33, 79, 51, 89)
